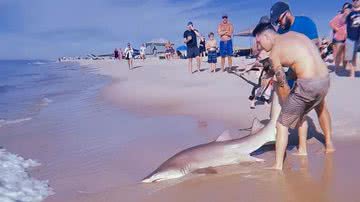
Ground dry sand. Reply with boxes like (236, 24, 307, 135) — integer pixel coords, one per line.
(69, 58, 360, 202)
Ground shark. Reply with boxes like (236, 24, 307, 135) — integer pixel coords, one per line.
(142, 92, 281, 183)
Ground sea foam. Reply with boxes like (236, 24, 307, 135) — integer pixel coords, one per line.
(0, 118, 32, 128)
(0, 149, 54, 202)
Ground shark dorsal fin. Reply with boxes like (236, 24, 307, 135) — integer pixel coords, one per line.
(250, 118, 265, 135)
(215, 130, 232, 142)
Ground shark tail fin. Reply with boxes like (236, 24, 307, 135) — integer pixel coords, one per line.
(250, 118, 265, 135)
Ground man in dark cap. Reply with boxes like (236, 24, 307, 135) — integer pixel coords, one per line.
(269, 1, 334, 158)
(252, 17, 334, 170)
(270, 1, 319, 45)
(184, 21, 201, 73)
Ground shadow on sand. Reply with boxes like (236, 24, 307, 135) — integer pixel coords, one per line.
(328, 65, 360, 77)
(130, 66, 143, 70)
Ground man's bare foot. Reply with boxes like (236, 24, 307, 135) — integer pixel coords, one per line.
(325, 142, 336, 153)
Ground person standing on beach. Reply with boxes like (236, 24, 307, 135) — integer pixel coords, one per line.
(183, 21, 201, 73)
(199, 36, 206, 58)
(114, 48, 119, 60)
(270, 1, 335, 156)
(345, 0, 360, 77)
(124, 43, 134, 69)
(330, 3, 352, 70)
(206, 32, 218, 73)
(119, 48, 123, 60)
(270, 1, 319, 45)
(252, 19, 334, 170)
(217, 14, 234, 72)
(140, 44, 146, 61)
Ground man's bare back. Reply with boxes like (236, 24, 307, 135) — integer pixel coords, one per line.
(270, 31, 328, 80)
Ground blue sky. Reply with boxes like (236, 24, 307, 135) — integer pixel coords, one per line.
(0, 0, 347, 59)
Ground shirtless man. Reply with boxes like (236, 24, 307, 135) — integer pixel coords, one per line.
(217, 14, 234, 72)
(252, 20, 335, 170)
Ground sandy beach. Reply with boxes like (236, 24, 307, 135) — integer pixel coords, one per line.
(73, 58, 360, 202)
(1, 58, 360, 202)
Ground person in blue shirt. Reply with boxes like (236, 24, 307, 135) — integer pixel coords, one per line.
(270, 1, 319, 45)
(267, 1, 335, 156)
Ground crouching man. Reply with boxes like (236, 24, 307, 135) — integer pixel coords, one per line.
(252, 18, 335, 170)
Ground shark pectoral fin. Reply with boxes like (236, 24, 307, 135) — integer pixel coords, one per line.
(215, 130, 232, 142)
(250, 118, 265, 135)
(192, 167, 218, 175)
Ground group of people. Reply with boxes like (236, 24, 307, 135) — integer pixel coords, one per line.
(183, 14, 234, 74)
(114, 43, 148, 69)
(251, 0, 360, 170)
(330, 1, 360, 77)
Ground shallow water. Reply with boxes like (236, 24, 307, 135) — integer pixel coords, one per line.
(0, 60, 227, 201)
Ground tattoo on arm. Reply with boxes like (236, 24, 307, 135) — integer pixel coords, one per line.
(275, 69, 286, 88)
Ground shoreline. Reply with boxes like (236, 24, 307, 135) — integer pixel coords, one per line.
(79, 58, 360, 141)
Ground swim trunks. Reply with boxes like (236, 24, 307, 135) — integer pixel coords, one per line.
(187, 46, 200, 59)
(207, 51, 217, 63)
(219, 39, 233, 57)
(278, 76, 330, 129)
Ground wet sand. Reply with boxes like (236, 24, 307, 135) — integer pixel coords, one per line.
(1, 58, 359, 202)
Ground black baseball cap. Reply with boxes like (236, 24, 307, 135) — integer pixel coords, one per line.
(252, 16, 273, 36)
(343, 2, 353, 10)
(270, 1, 290, 25)
(222, 14, 228, 18)
(187, 21, 193, 26)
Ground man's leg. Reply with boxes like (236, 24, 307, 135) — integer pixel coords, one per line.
(228, 56, 233, 70)
(188, 58, 193, 73)
(350, 51, 357, 77)
(221, 57, 225, 72)
(270, 122, 289, 170)
(293, 119, 308, 156)
(128, 60, 131, 69)
(315, 99, 335, 153)
(196, 56, 201, 72)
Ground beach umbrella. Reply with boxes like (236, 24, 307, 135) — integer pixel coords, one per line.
(176, 45, 187, 51)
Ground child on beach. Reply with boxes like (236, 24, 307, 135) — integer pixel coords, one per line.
(206, 32, 218, 72)
(124, 43, 134, 69)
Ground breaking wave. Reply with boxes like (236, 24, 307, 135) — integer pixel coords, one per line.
(0, 149, 54, 202)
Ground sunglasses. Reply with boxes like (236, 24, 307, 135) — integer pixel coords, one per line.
(353, 0, 359, 2)
(276, 12, 287, 26)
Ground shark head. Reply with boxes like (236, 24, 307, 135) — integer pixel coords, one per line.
(141, 166, 185, 183)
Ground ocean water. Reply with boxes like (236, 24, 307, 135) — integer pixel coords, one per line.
(0, 60, 108, 201)
(0, 60, 105, 123)
(0, 60, 226, 201)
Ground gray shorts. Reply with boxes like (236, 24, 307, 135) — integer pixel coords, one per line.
(345, 40, 359, 61)
(278, 76, 330, 129)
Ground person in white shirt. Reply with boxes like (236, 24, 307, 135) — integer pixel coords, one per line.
(124, 43, 134, 69)
(140, 44, 146, 60)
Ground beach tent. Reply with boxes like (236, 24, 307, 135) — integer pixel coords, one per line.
(145, 38, 173, 55)
(176, 45, 187, 58)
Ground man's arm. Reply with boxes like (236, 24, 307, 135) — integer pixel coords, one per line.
(193, 29, 201, 37)
(183, 32, 191, 43)
(228, 23, 234, 37)
(269, 54, 290, 103)
(217, 25, 226, 37)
